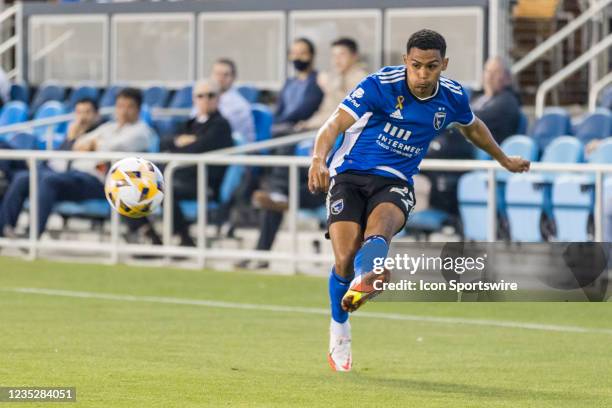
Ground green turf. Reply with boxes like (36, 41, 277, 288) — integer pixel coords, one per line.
(1, 256, 611, 407)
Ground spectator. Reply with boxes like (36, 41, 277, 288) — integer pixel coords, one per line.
(0, 88, 154, 238)
(210, 58, 256, 143)
(273, 38, 323, 136)
(295, 38, 368, 131)
(471, 56, 521, 144)
(128, 79, 234, 247)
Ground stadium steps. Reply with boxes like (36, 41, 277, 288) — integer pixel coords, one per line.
(511, 0, 589, 106)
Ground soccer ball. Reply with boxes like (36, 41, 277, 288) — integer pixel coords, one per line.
(104, 157, 164, 218)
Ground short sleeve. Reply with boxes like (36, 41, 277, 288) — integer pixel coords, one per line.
(339, 75, 379, 121)
(454, 87, 476, 126)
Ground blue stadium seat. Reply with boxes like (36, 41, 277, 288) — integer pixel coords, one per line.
(54, 199, 110, 219)
(599, 86, 612, 110)
(33, 101, 67, 150)
(552, 175, 592, 241)
(405, 209, 451, 236)
(153, 85, 193, 140)
(573, 108, 612, 144)
(30, 84, 65, 115)
(66, 86, 99, 111)
(458, 171, 489, 240)
(169, 85, 193, 109)
(237, 85, 260, 104)
(0, 101, 29, 141)
(540, 135, 583, 167)
(9, 83, 29, 103)
(4, 132, 37, 150)
(496, 135, 538, 182)
(99, 85, 122, 108)
(251, 103, 273, 142)
(143, 86, 170, 108)
(516, 110, 529, 135)
(139, 104, 154, 127)
(588, 137, 612, 164)
(505, 173, 546, 242)
(530, 107, 572, 152)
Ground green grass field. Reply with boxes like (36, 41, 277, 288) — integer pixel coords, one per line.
(1, 256, 611, 407)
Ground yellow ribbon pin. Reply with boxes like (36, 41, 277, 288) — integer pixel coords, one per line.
(395, 95, 404, 110)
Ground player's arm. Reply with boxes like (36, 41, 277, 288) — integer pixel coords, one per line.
(458, 117, 530, 173)
(308, 108, 356, 193)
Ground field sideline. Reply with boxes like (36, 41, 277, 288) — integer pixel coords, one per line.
(1, 257, 611, 407)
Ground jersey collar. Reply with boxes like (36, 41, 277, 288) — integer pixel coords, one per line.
(403, 73, 440, 103)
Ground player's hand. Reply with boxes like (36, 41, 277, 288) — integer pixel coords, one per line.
(308, 156, 330, 193)
(502, 156, 530, 173)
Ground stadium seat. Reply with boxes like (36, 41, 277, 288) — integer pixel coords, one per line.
(505, 173, 546, 242)
(99, 85, 122, 108)
(169, 85, 193, 109)
(9, 83, 30, 103)
(0, 101, 29, 141)
(139, 104, 154, 127)
(251, 103, 273, 142)
(496, 135, 538, 182)
(588, 137, 612, 165)
(4, 132, 37, 150)
(530, 107, 572, 152)
(457, 171, 490, 240)
(30, 84, 65, 115)
(599, 86, 612, 110)
(143, 86, 170, 108)
(573, 108, 612, 144)
(516, 110, 529, 135)
(237, 85, 260, 104)
(405, 209, 451, 239)
(540, 135, 583, 168)
(552, 174, 592, 241)
(32, 101, 67, 150)
(66, 86, 99, 111)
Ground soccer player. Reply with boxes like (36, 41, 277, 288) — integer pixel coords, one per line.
(307, 29, 530, 372)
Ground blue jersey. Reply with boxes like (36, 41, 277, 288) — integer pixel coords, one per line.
(328, 65, 475, 184)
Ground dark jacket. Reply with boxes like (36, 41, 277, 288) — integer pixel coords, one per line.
(163, 111, 233, 201)
(471, 86, 522, 144)
(274, 71, 323, 125)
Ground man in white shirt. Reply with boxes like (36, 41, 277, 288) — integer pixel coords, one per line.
(210, 59, 256, 143)
(0, 88, 154, 238)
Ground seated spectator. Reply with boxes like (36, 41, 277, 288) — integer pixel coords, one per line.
(471, 56, 521, 144)
(295, 37, 368, 131)
(128, 79, 233, 247)
(273, 38, 323, 136)
(0, 88, 154, 238)
(210, 58, 256, 143)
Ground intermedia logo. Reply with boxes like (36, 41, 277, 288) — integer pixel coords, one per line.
(383, 122, 412, 141)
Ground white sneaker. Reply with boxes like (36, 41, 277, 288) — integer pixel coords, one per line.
(328, 321, 352, 372)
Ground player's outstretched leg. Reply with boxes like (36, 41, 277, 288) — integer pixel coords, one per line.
(341, 235, 390, 312)
(327, 266, 352, 372)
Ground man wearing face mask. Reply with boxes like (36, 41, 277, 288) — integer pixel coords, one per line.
(273, 37, 324, 136)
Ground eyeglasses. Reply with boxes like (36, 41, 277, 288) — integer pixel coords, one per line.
(195, 92, 217, 99)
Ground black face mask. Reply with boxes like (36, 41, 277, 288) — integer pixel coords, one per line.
(292, 59, 311, 72)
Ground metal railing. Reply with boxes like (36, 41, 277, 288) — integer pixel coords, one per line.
(0, 4, 20, 80)
(535, 33, 612, 117)
(511, 0, 611, 75)
(0, 148, 609, 273)
(589, 71, 612, 111)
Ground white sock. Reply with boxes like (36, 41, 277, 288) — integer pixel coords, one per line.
(330, 319, 351, 337)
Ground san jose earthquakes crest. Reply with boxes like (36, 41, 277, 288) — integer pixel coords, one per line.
(433, 110, 446, 130)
